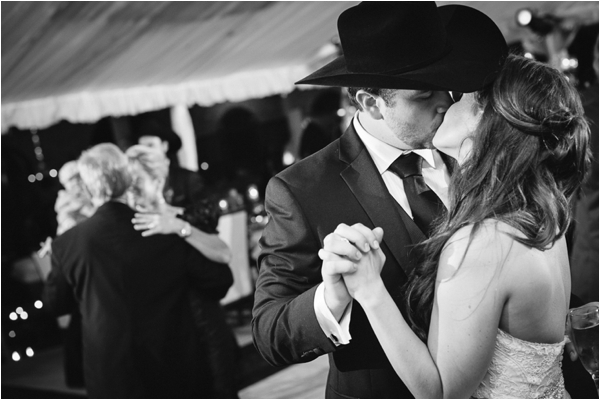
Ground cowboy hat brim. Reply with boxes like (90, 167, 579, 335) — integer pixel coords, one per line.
(296, 5, 508, 93)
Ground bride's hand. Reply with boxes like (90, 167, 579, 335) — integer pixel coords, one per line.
(319, 223, 385, 303)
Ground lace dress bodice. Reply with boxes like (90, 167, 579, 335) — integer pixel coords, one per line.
(471, 329, 566, 399)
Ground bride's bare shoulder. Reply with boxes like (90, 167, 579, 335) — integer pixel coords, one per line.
(444, 219, 520, 254)
(438, 220, 528, 280)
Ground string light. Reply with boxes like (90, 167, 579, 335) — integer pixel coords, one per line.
(282, 151, 295, 166)
(30, 129, 47, 181)
(34, 300, 43, 309)
(247, 185, 259, 201)
(12, 352, 20, 362)
(219, 199, 228, 211)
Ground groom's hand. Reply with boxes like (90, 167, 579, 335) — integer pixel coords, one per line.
(320, 224, 383, 320)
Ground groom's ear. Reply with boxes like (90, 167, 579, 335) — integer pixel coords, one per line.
(355, 90, 383, 120)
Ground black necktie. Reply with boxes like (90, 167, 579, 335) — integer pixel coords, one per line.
(388, 152, 444, 236)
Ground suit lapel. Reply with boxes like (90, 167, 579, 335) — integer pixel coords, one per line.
(338, 124, 420, 277)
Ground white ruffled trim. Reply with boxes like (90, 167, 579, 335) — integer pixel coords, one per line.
(2, 64, 311, 133)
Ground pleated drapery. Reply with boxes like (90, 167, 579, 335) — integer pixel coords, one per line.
(2, 1, 597, 133)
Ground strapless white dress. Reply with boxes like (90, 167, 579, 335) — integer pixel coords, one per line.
(471, 329, 567, 399)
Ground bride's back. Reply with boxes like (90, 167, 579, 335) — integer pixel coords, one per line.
(493, 222, 570, 344)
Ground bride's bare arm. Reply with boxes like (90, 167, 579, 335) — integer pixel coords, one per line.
(320, 223, 508, 398)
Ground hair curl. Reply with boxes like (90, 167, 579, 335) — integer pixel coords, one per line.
(404, 54, 592, 342)
(78, 143, 132, 203)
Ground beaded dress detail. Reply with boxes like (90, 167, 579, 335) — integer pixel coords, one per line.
(471, 329, 566, 399)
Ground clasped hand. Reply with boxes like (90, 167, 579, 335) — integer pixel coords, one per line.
(132, 203, 185, 237)
(319, 223, 386, 305)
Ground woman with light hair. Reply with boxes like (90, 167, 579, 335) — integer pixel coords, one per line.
(126, 144, 231, 264)
(55, 160, 96, 236)
(45, 142, 233, 397)
(126, 144, 239, 398)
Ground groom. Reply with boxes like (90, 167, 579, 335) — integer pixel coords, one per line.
(252, 2, 507, 398)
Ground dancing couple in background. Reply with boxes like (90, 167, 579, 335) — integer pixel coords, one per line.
(44, 135, 240, 397)
(252, 2, 594, 398)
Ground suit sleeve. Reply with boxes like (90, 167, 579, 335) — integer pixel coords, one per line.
(42, 247, 78, 317)
(252, 176, 337, 366)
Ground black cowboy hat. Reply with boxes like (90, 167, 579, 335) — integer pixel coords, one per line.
(134, 119, 182, 154)
(296, 2, 508, 92)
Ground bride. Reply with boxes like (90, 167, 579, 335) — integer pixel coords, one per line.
(319, 54, 591, 398)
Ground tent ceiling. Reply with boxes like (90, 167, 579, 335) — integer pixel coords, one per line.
(2, 1, 598, 132)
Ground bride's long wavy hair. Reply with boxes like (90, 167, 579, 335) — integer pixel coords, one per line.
(405, 54, 592, 342)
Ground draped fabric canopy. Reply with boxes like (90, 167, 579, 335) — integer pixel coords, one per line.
(2, 1, 598, 132)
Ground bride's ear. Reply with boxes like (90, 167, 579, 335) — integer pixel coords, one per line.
(457, 137, 474, 165)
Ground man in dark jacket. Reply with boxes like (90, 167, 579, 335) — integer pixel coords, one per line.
(252, 3, 507, 398)
(43, 143, 233, 398)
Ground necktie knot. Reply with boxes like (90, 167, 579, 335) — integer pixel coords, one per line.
(389, 152, 422, 179)
(387, 151, 444, 236)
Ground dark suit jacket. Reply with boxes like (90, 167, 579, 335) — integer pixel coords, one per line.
(253, 123, 426, 398)
(44, 201, 233, 399)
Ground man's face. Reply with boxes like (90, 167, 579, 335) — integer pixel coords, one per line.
(138, 135, 168, 155)
(376, 89, 452, 149)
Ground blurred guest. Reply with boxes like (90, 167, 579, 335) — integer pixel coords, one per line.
(127, 144, 240, 398)
(134, 118, 208, 206)
(299, 89, 343, 159)
(43, 143, 233, 398)
(55, 160, 95, 235)
(51, 160, 96, 389)
(570, 35, 599, 303)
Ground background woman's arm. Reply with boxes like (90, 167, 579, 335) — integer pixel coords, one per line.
(132, 211, 232, 264)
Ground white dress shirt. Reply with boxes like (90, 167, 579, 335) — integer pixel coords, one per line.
(314, 113, 451, 345)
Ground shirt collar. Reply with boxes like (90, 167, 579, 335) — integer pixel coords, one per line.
(353, 112, 440, 174)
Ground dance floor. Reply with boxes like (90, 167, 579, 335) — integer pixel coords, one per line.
(239, 355, 329, 399)
(1, 322, 329, 399)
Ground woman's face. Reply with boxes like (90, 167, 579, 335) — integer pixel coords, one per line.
(433, 92, 483, 165)
(130, 167, 162, 210)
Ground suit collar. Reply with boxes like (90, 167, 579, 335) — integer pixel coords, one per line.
(95, 200, 133, 216)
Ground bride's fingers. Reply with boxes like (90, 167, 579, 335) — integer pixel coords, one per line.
(371, 227, 384, 244)
(318, 249, 357, 275)
(323, 233, 363, 261)
(349, 223, 382, 250)
(333, 223, 379, 252)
